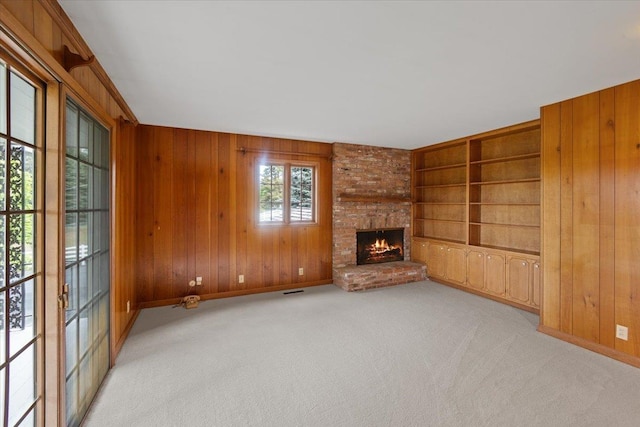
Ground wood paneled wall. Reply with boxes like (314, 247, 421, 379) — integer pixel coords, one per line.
(113, 119, 137, 354)
(541, 79, 640, 367)
(135, 125, 333, 306)
(0, 0, 139, 358)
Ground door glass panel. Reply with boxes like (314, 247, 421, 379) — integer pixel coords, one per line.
(65, 99, 110, 427)
(8, 344, 36, 426)
(0, 368, 4, 423)
(9, 72, 35, 145)
(0, 138, 6, 210)
(9, 279, 35, 357)
(9, 214, 35, 283)
(1, 60, 42, 426)
(18, 409, 35, 426)
(0, 63, 5, 134)
(65, 158, 77, 211)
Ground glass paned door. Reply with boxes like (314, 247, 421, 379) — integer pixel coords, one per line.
(64, 100, 109, 427)
(0, 58, 43, 427)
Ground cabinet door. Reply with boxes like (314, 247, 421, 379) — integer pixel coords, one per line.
(411, 239, 428, 264)
(446, 246, 467, 284)
(507, 257, 530, 303)
(427, 243, 446, 279)
(485, 252, 506, 295)
(467, 250, 485, 290)
(531, 262, 541, 308)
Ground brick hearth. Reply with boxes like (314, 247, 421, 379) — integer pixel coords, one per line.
(333, 261, 427, 292)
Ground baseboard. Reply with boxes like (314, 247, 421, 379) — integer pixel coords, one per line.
(537, 325, 640, 369)
(138, 279, 333, 309)
(112, 308, 141, 364)
(428, 277, 540, 314)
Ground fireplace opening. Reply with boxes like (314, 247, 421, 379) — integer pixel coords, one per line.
(356, 228, 404, 265)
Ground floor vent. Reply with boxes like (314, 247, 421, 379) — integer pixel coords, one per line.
(283, 290, 304, 295)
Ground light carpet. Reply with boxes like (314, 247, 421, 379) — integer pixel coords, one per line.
(84, 281, 640, 426)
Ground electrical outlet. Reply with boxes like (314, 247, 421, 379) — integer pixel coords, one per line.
(126, 300, 130, 313)
(616, 324, 629, 341)
(298, 267, 304, 276)
(196, 276, 203, 286)
(239, 274, 244, 284)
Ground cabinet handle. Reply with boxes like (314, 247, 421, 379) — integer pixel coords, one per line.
(478, 254, 482, 257)
(535, 264, 539, 269)
(488, 256, 491, 259)
(522, 262, 526, 266)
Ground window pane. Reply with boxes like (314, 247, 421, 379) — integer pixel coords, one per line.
(66, 265, 78, 319)
(259, 165, 284, 222)
(0, 138, 6, 211)
(78, 257, 90, 309)
(78, 163, 91, 210)
(9, 214, 35, 283)
(66, 102, 78, 158)
(101, 169, 109, 209)
(65, 372, 78, 425)
(8, 343, 35, 426)
(78, 212, 89, 258)
(0, 368, 4, 423)
(290, 166, 314, 222)
(65, 318, 77, 374)
(0, 62, 6, 135)
(65, 158, 77, 210)
(65, 213, 78, 265)
(0, 292, 5, 365)
(79, 307, 91, 358)
(101, 127, 109, 168)
(79, 113, 91, 162)
(17, 408, 34, 427)
(9, 72, 35, 145)
(9, 279, 35, 357)
(0, 215, 5, 289)
(10, 145, 36, 211)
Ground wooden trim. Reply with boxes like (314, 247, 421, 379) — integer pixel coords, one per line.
(139, 280, 333, 309)
(36, 0, 138, 124)
(239, 146, 332, 159)
(337, 193, 411, 203)
(428, 277, 540, 315)
(538, 325, 640, 369)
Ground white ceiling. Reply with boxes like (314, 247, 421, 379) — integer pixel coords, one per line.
(59, 1, 640, 150)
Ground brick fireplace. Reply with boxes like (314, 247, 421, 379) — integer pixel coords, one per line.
(332, 143, 426, 290)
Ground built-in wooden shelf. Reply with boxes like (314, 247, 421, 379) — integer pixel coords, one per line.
(337, 193, 411, 203)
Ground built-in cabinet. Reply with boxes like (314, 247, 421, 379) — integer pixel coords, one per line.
(540, 79, 640, 366)
(412, 238, 540, 311)
(412, 121, 541, 312)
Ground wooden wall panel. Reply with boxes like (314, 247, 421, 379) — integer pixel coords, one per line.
(571, 92, 600, 343)
(599, 88, 616, 348)
(541, 79, 640, 367)
(152, 127, 175, 301)
(135, 126, 333, 305)
(559, 100, 573, 334)
(614, 80, 640, 357)
(112, 119, 137, 355)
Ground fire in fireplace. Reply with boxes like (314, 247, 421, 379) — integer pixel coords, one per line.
(356, 228, 404, 265)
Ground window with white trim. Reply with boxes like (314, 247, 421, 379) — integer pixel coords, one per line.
(259, 163, 315, 224)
